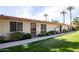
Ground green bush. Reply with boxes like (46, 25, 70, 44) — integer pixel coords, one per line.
(23, 33, 32, 39)
(47, 31, 53, 35)
(47, 30, 58, 35)
(63, 29, 68, 33)
(37, 33, 48, 37)
(53, 31, 59, 34)
(72, 27, 78, 31)
(0, 36, 5, 43)
(9, 32, 25, 40)
(0, 32, 32, 43)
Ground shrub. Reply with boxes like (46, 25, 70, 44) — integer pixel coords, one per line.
(0, 32, 32, 43)
(47, 30, 58, 35)
(37, 33, 48, 37)
(9, 32, 25, 40)
(47, 31, 54, 35)
(23, 33, 32, 39)
(72, 27, 78, 31)
(63, 29, 68, 33)
(55, 31, 60, 34)
(0, 36, 5, 43)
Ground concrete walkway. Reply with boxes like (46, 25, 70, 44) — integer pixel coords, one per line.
(0, 32, 71, 49)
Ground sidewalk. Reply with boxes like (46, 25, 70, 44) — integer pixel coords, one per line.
(0, 32, 71, 49)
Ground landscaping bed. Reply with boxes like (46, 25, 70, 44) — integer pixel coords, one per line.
(0, 31, 79, 52)
(0, 30, 61, 43)
(0, 32, 32, 43)
(0, 30, 71, 43)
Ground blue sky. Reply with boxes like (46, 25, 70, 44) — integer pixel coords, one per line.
(0, 6, 47, 16)
(0, 6, 79, 24)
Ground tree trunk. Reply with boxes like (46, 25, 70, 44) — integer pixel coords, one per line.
(63, 14, 65, 24)
(70, 10, 72, 31)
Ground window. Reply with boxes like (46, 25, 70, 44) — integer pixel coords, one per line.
(16, 22, 23, 31)
(41, 24, 46, 34)
(10, 21, 23, 32)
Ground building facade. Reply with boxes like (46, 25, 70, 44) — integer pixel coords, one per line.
(0, 15, 70, 36)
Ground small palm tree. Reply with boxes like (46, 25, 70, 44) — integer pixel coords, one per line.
(61, 10, 66, 24)
(67, 6, 74, 24)
(44, 13, 48, 21)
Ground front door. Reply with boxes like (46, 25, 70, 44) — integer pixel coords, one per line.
(31, 23, 36, 37)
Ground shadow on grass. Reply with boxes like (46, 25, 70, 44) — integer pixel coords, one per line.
(1, 38, 79, 52)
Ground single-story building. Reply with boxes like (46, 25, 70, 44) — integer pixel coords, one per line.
(0, 15, 70, 37)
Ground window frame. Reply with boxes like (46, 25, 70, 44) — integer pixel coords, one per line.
(41, 24, 47, 34)
(10, 21, 23, 32)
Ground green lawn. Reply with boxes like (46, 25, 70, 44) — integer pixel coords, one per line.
(0, 31, 79, 52)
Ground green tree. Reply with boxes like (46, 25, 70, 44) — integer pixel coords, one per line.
(72, 17, 79, 28)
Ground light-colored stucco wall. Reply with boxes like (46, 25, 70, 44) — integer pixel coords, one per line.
(0, 19, 4, 36)
(36, 23, 57, 35)
(62, 25, 69, 30)
(36, 23, 41, 35)
(0, 19, 69, 36)
(55, 26, 60, 32)
(0, 19, 60, 36)
(47, 24, 59, 32)
(0, 19, 10, 36)
(0, 19, 41, 36)
(23, 21, 31, 33)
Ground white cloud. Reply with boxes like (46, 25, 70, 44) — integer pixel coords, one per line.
(12, 6, 79, 24)
(15, 7, 33, 18)
(32, 6, 68, 22)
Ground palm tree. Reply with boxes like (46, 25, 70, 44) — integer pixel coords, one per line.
(67, 6, 74, 31)
(44, 13, 48, 21)
(67, 6, 74, 24)
(61, 10, 66, 24)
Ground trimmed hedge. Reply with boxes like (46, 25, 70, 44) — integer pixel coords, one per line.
(47, 31, 54, 35)
(37, 30, 59, 37)
(9, 32, 25, 40)
(63, 29, 68, 33)
(72, 27, 78, 31)
(0, 32, 32, 43)
(23, 33, 32, 39)
(37, 33, 48, 37)
(0, 36, 5, 43)
(47, 30, 58, 35)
